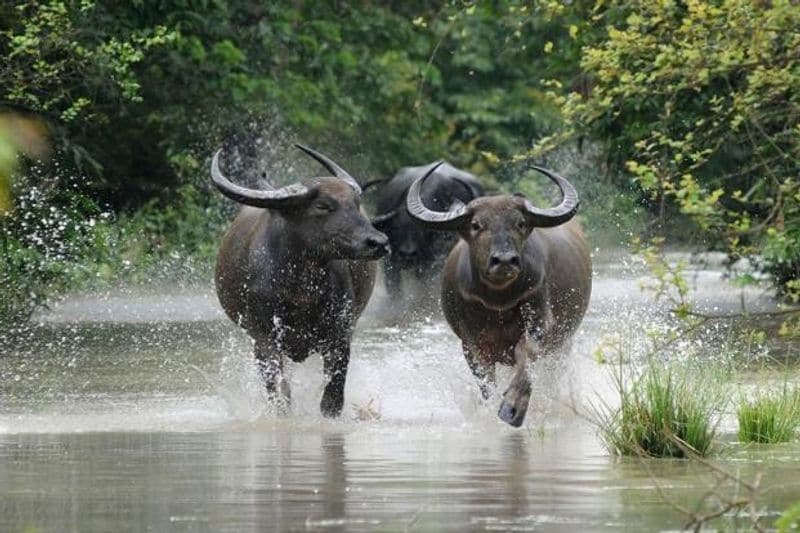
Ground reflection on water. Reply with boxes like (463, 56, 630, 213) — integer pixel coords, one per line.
(1, 251, 799, 531)
(3, 427, 800, 531)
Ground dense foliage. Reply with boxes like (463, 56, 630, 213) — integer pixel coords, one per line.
(2, 1, 568, 204)
(538, 0, 800, 298)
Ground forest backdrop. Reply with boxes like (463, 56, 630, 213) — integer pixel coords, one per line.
(1, 0, 798, 327)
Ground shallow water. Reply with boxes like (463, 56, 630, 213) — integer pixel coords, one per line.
(1, 251, 799, 531)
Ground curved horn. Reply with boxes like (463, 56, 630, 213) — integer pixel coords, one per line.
(520, 166, 580, 227)
(211, 149, 317, 209)
(406, 161, 472, 231)
(294, 144, 362, 194)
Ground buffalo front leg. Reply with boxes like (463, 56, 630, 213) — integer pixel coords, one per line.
(464, 343, 495, 400)
(497, 336, 535, 427)
(255, 340, 291, 414)
(320, 342, 350, 418)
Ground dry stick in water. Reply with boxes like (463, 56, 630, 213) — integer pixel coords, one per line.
(674, 307, 800, 321)
(667, 431, 765, 533)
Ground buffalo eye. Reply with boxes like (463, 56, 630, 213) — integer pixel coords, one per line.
(517, 219, 527, 230)
(313, 201, 335, 213)
(471, 219, 481, 231)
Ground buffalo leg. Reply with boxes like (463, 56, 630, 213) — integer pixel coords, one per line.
(320, 342, 350, 418)
(463, 343, 495, 400)
(497, 336, 534, 427)
(255, 340, 291, 413)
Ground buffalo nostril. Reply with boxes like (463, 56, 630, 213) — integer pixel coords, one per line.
(490, 252, 520, 267)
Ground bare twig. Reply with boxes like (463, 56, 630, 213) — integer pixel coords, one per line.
(414, 8, 456, 121)
(673, 307, 800, 321)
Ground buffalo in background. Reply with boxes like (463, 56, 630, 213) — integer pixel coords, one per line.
(370, 162, 484, 299)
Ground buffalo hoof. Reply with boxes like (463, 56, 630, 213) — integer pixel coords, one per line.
(498, 400, 526, 427)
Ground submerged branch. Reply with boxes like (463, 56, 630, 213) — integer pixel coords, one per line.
(672, 307, 800, 321)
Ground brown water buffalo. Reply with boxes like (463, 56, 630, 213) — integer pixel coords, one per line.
(407, 163, 591, 427)
(212, 144, 389, 417)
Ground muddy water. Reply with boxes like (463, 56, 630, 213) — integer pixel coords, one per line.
(1, 252, 799, 532)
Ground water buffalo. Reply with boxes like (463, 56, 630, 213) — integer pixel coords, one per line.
(212, 144, 389, 417)
(370, 162, 484, 298)
(407, 163, 591, 427)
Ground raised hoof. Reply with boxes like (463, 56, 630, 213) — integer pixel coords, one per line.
(498, 400, 526, 427)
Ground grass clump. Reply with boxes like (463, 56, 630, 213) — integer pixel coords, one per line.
(737, 385, 800, 444)
(596, 361, 722, 458)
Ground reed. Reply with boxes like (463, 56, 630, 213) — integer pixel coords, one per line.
(595, 361, 722, 458)
(737, 385, 800, 444)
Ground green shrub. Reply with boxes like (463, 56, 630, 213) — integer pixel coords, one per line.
(737, 386, 800, 444)
(0, 174, 104, 326)
(777, 500, 800, 532)
(0, 169, 228, 329)
(595, 361, 722, 458)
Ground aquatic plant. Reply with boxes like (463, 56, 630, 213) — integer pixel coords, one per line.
(595, 360, 723, 458)
(737, 385, 800, 444)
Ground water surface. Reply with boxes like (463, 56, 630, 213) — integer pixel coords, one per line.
(1, 252, 799, 531)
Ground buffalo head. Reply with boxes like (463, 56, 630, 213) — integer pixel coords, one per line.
(406, 162, 579, 288)
(212, 144, 388, 260)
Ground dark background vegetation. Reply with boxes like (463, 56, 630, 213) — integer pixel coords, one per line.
(1, 0, 798, 327)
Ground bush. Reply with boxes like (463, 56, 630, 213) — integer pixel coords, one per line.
(82, 181, 232, 287)
(0, 171, 105, 326)
(538, 0, 800, 296)
(0, 161, 230, 329)
(595, 361, 723, 458)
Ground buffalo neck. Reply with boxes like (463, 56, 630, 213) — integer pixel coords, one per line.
(267, 214, 333, 288)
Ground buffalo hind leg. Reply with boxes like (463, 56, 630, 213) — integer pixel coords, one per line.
(255, 340, 291, 414)
(498, 336, 535, 427)
(320, 342, 350, 418)
(464, 343, 495, 400)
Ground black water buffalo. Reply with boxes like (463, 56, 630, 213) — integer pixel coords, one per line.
(370, 162, 484, 297)
(212, 144, 389, 417)
(407, 163, 591, 427)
